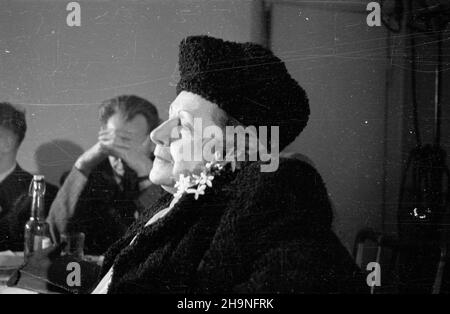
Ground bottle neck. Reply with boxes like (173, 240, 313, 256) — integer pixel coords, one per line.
(30, 193, 45, 220)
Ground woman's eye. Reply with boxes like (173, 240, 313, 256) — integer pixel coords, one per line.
(173, 122, 189, 139)
(179, 120, 192, 132)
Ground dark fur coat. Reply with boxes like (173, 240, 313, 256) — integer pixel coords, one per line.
(100, 158, 366, 294)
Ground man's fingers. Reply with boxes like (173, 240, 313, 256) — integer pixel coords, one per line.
(140, 136, 155, 155)
(99, 141, 131, 151)
(98, 134, 134, 148)
(99, 129, 135, 140)
(98, 141, 131, 159)
(98, 134, 133, 144)
(142, 135, 153, 147)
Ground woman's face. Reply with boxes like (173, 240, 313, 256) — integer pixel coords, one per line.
(149, 91, 223, 192)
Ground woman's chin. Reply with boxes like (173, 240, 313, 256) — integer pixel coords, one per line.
(149, 169, 173, 187)
(161, 185, 177, 195)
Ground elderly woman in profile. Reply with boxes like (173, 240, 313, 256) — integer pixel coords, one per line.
(92, 35, 365, 294)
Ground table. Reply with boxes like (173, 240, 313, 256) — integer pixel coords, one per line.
(0, 251, 35, 294)
(0, 251, 103, 294)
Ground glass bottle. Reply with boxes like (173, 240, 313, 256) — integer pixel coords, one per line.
(24, 175, 52, 260)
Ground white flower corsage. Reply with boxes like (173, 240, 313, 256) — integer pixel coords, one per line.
(173, 151, 235, 201)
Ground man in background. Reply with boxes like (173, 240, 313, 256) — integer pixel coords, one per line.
(47, 95, 162, 255)
(0, 102, 58, 251)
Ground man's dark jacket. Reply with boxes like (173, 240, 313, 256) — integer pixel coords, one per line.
(0, 165, 58, 251)
(101, 158, 366, 294)
(47, 160, 162, 255)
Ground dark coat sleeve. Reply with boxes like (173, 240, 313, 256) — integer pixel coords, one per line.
(0, 204, 26, 251)
(201, 159, 366, 293)
(46, 166, 92, 243)
(47, 164, 162, 255)
(46, 166, 129, 255)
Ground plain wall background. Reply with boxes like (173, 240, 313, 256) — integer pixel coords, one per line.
(270, 2, 390, 249)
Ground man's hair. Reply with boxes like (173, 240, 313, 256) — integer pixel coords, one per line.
(0, 102, 27, 146)
(98, 95, 159, 133)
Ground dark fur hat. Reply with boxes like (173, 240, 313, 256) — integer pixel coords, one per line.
(176, 35, 310, 151)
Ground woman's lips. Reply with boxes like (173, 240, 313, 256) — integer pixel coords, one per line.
(155, 155, 172, 163)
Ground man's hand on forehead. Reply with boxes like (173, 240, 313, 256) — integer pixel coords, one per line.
(99, 128, 151, 148)
(98, 127, 154, 177)
(99, 128, 140, 142)
(75, 126, 153, 177)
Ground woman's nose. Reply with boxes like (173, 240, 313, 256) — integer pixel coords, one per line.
(150, 119, 178, 147)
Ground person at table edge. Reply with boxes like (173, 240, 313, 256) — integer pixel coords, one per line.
(0, 102, 57, 251)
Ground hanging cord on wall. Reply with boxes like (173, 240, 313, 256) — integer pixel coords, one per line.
(380, 0, 404, 33)
(410, 32, 422, 146)
(434, 29, 443, 146)
(397, 1, 449, 234)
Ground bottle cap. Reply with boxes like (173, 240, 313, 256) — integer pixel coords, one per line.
(33, 175, 45, 181)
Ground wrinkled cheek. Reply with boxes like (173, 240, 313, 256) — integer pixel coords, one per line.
(170, 140, 202, 177)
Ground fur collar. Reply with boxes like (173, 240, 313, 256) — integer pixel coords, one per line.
(101, 161, 243, 276)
